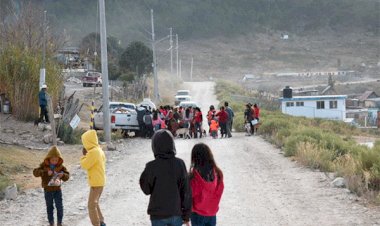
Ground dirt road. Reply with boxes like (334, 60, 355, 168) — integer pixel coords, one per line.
(1, 82, 379, 226)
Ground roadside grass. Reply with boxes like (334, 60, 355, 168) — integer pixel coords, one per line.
(0, 145, 45, 192)
(215, 80, 380, 204)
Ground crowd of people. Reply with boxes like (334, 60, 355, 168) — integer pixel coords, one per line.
(137, 101, 236, 139)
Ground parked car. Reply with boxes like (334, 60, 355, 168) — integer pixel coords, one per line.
(179, 101, 198, 109)
(94, 102, 139, 134)
(175, 90, 192, 105)
(82, 71, 102, 87)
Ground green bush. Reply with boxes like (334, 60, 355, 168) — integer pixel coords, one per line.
(233, 112, 245, 132)
(57, 124, 85, 144)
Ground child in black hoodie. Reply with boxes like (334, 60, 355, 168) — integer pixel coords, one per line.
(140, 129, 192, 226)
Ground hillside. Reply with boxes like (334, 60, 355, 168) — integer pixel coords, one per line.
(38, 0, 380, 45)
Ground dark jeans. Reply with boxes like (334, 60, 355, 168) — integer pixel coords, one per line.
(40, 105, 50, 123)
(144, 124, 153, 138)
(191, 212, 216, 226)
(194, 122, 202, 138)
(151, 216, 183, 226)
(44, 190, 63, 224)
(220, 122, 227, 137)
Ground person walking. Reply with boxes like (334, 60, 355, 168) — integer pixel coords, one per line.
(143, 110, 154, 138)
(216, 107, 228, 138)
(189, 143, 224, 226)
(224, 102, 234, 138)
(207, 106, 216, 127)
(80, 130, 107, 226)
(253, 103, 260, 134)
(194, 107, 203, 138)
(209, 117, 219, 139)
(39, 84, 50, 123)
(244, 104, 254, 135)
(140, 130, 192, 226)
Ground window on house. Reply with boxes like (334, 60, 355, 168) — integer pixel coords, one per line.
(330, 100, 338, 109)
(296, 102, 304, 107)
(286, 102, 294, 107)
(316, 101, 325, 109)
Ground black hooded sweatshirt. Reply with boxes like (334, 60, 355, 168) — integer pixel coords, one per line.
(139, 130, 192, 221)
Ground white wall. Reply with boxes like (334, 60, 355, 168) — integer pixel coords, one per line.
(281, 99, 346, 120)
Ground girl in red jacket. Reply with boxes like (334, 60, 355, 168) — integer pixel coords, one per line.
(189, 143, 224, 226)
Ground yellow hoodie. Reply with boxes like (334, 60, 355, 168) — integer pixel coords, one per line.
(80, 130, 106, 187)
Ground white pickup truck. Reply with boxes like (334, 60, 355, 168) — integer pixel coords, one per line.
(174, 90, 192, 105)
(94, 102, 140, 133)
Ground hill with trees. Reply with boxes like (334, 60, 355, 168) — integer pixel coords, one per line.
(39, 0, 379, 45)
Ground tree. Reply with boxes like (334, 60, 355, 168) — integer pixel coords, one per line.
(0, 2, 63, 121)
(119, 41, 153, 77)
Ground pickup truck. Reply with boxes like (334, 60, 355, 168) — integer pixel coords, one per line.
(82, 71, 103, 87)
(94, 102, 140, 134)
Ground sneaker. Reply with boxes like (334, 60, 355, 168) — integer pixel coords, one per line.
(100, 222, 107, 226)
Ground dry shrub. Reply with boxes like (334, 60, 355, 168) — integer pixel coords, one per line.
(295, 142, 334, 172)
(334, 154, 361, 177)
(334, 154, 368, 195)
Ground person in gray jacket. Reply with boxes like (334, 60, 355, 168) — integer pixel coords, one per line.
(224, 102, 234, 138)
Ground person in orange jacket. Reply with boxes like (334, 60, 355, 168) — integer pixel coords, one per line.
(209, 118, 219, 139)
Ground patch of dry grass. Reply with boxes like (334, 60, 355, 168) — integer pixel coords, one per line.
(0, 144, 82, 191)
(295, 142, 335, 172)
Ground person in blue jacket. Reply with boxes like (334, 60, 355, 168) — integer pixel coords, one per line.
(39, 84, 50, 123)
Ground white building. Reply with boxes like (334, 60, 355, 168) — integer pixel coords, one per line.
(280, 95, 347, 120)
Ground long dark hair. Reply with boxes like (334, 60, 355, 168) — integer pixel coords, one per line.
(153, 111, 158, 120)
(190, 143, 223, 184)
(185, 108, 190, 118)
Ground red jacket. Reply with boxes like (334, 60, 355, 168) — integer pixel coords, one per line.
(254, 107, 260, 118)
(195, 111, 203, 123)
(190, 169, 224, 216)
(216, 110, 228, 123)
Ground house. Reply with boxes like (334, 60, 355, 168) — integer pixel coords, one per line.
(280, 95, 347, 120)
(364, 98, 380, 108)
(358, 91, 378, 107)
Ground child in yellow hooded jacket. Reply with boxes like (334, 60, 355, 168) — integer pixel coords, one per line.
(80, 130, 107, 226)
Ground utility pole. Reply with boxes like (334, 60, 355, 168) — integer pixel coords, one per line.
(39, 10, 47, 90)
(99, 0, 111, 144)
(190, 57, 194, 81)
(169, 27, 173, 74)
(179, 59, 182, 79)
(151, 9, 159, 101)
(176, 34, 179, 78)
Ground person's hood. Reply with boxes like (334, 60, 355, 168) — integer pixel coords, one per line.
(44, 146, 63, 166)
(151, 130, 176, 159)
(82, 130, 99, 151)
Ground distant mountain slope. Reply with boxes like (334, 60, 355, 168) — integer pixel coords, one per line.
(41, 0, 379, 44)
